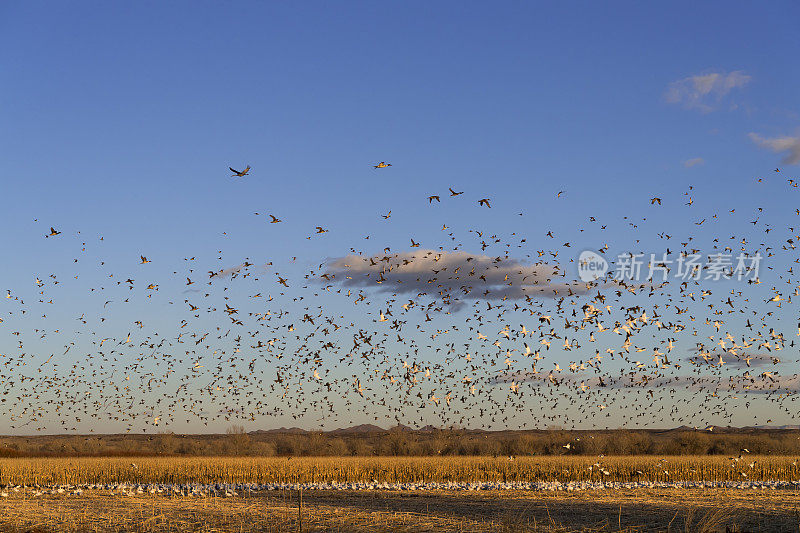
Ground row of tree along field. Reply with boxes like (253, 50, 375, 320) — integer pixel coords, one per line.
(1, 427, 799, 457)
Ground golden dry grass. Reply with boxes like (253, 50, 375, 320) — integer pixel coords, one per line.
(0, 455, 798, 485)
(1, 456, 798, 531)
(0, 488, 799, 532)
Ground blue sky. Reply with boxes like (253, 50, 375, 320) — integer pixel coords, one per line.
(1, 2, 799, 433)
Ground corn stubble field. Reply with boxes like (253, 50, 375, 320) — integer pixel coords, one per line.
(0, 456, 799, 532)
(0, 455, 799, 485)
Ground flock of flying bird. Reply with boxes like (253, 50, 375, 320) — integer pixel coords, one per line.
(2, 163, 800, 433)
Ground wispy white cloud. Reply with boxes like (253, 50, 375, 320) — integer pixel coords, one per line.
(684, 350, 780, 369)
(748, 133, 800, 165)
(664, 71, 751, 112)
(323, 249, 590, 301)
(209, 263, 249, 279)
(494, 370, 799, 394)
(683, 157, 704, 168)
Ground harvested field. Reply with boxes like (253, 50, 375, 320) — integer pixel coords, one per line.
(0, 456, 798, 531)
(0, 487, 799, 532)
(1, 456, 799, 486)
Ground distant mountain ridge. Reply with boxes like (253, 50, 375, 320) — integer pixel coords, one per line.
(250, 427, 307, 434)
(248, 424, 800, 435)
(330, 424, 385, 434)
